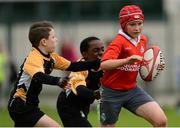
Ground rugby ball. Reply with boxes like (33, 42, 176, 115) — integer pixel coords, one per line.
(139, 45, 165, 81)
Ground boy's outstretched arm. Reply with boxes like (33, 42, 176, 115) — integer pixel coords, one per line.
(101, 55, 142, 71)
(32, 72, 68, 88)
(66, 59, 100, 71)
(52, 53, 100, 71)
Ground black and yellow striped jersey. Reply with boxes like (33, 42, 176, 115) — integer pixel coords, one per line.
(65, 58, 103, 108)
(9, 47, 101, 108)
(69, 67, 103, 95)
(10, 47, 71, 105)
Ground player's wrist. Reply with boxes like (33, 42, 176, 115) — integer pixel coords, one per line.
(123, 57, 130, 64)
(57, 77, 69, 88)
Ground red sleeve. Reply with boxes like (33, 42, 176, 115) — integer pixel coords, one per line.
(101, 35, 123, 62)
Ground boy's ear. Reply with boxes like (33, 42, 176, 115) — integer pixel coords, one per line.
(40, 38, 47, 46)
(82, 52, 88, 59)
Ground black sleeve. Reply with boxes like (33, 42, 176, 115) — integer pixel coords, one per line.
(32, 72, 60, 86)
(76, 85, 95, 104)
(66, 59, 100, 71)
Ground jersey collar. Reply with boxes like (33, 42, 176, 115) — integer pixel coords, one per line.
(118, 29, 141, 46)
(32, 47, 51, 58)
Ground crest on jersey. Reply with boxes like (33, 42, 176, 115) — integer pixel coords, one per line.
(140, 46, 144, 53)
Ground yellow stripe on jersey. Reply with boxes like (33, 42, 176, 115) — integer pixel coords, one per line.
(23, 48, 44, 77)
(13, 88, 27, 102)
(69, 70, 88, 95)
(23, 48, 71, 77)
(51, 53, 71, 70)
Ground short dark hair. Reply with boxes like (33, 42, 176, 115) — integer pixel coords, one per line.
(28, 21, 54, 47)
(80, 36, 100, 54)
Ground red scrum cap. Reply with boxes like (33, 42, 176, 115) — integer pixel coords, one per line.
(119, 5, 144, 31)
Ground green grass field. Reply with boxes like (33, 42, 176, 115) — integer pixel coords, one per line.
(0, 106, 180, 127)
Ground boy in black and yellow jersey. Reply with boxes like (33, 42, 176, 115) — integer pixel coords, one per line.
(7, 21, 100, 127)
(57, 37, 104, 127)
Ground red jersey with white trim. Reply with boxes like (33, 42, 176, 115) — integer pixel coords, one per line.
(101, 30, 147, 90)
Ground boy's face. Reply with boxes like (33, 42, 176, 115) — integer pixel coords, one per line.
(125, 20, 143, 38)
(83, 40, 104, 61)
(44, 28, 57, 53)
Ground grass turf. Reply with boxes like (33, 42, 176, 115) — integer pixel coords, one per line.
(1, 106, 180, 127)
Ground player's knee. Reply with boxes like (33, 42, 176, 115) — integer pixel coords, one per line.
(153, 115, 167, 127)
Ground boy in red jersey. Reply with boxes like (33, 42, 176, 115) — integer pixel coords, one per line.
(100, 5, 167, 127)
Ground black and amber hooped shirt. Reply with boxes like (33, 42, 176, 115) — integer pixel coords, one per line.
(9, 47, 71, 105)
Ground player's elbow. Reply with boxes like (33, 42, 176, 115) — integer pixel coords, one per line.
(100, 60, 112, 71)
(76, 85, 95, 104)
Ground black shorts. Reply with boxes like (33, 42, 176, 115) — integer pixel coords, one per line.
(8, 98, 44, 127)
(56, 91, 92, 127)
